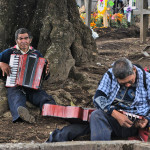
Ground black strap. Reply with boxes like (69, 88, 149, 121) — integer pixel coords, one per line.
(98, 71, 112, 85)
(11, 47, 22, 55)
(107, 71, 112, 84)
(134, 64, 147, 90)
(11, 47, 35, 55)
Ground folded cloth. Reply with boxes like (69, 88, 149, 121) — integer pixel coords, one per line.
(128, 128, 149, 142)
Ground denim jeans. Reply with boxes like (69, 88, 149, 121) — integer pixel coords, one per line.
(7, 86, 56, 122)
(90, 109, 138, 141)
(46, 123, 90, 142)
(47, 109, 139, 142)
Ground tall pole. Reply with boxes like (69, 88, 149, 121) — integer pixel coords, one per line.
(85, 0, 92, 27)
(115, 0, 118, 13)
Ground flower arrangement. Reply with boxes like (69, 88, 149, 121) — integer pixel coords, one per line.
(80, 12, 128, 29)
(80, 0, 128, 29)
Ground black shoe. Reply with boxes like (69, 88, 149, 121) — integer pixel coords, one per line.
(17, 106, 35, 123)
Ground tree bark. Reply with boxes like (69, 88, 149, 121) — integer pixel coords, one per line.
(0, 0, 97, 83)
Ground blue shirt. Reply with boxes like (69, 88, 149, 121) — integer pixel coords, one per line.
(94, 66, 150, 126)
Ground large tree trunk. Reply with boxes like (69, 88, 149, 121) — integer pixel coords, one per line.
(0, 0, 96, 83)
(0, 0, 98, 116)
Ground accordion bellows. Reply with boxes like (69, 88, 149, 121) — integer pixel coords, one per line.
(6, 54, 46, 89)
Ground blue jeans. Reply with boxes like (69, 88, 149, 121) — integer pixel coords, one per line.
(7, 86, 56, 122)
(46, 123, 90, 142)
(90, 109, 138, 141)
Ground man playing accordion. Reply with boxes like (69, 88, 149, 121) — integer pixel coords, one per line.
(0, 28, 56, 123)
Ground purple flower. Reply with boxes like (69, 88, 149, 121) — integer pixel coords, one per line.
(126, 6, 132, 12)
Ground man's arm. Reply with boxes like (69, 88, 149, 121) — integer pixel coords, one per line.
(93, 71, 115, 113)
(0, 48, 13, 77)
(111, 109, 133, 128)
(94, 94, 134, 128)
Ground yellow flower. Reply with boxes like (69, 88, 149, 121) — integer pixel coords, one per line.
(95, 16, 99, 19)
(80, 15, 85, 20)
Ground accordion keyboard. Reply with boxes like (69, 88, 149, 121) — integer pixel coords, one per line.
(6, 54, 20, 87)
(6, 54, 46, 89)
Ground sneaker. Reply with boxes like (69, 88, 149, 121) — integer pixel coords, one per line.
(17, 106, 36, 123)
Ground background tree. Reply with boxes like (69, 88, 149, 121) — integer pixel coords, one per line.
(0, 0, 97, 84)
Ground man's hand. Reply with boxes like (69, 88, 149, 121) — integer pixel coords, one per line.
(111, 110, 133, 128)
(134, 118, 148, 128)
(0, 62, 11, 76)
(45, 59, 50, 75)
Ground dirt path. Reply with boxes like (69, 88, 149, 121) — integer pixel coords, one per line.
(0, 26, 150, 143)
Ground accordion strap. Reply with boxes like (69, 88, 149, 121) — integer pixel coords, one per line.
(11, 47, 36, 55)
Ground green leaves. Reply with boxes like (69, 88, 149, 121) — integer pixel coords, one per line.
(109, 1, 114, 7)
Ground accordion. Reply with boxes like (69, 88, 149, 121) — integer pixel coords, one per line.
(118, 110, 144, 122)
(6, 54, 46, 89)
(42, 104, 96, 122)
